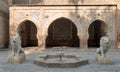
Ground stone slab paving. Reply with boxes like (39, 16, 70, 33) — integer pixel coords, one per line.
(0, 49, 120, 72)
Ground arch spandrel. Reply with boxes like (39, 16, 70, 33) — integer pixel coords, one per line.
(45, 14, 80, 36)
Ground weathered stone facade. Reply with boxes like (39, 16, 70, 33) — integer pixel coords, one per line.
(9, 0, 120, 50)
(0, 0, 9, 48)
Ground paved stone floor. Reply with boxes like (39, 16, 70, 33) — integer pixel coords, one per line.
(0, 49, 120, 72)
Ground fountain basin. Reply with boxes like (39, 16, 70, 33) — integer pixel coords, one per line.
(34, 54, 89, 68)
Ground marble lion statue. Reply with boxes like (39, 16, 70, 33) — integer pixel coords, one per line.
(10, 35, 25, 56)
(96, 36, 110, 57)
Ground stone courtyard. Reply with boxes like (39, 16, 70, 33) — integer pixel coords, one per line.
(0, 0, 120, 72)
(0, 48, 120, 72)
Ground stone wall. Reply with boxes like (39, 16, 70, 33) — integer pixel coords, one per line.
(9, 5, 117, 49)
(0, 0, 9, 48)
(9, 0, 120, 49)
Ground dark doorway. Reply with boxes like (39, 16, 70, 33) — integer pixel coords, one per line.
(18, 20, 38, 47)
(88, 20, 107, 48)
(46, 17, 79, 47)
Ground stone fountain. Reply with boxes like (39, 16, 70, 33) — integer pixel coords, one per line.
(34, 48, 89, 68)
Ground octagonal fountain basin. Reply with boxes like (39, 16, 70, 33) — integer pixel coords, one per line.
(34, 53, 89, 68)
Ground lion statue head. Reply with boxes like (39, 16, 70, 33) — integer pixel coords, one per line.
(100, 36, 110, 48)
(11, 35, 21, 47)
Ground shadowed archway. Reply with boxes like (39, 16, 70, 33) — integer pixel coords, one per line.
(46, 17, 79, 48)
(17, 20, 38, 47)
(88, 20, 108, 48)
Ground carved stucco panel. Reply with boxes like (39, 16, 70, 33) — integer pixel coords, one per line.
(43, 10, 80, 36)
(13, 10, 40, 25)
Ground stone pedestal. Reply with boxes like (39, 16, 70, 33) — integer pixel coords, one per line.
(8, 54, 25, 64)
(96, 54, 112, 64)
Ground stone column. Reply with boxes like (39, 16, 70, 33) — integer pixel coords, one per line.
(80, 28, 89, 49)
(80, 36, 88, 49)
(37, 34, 46, 50)
(78, 35, 88, 49)
(77, 36, 81, 48)
(110, 28, 117, 50)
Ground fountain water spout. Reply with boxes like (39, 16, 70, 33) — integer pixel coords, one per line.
(58, 53, 64, 62)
